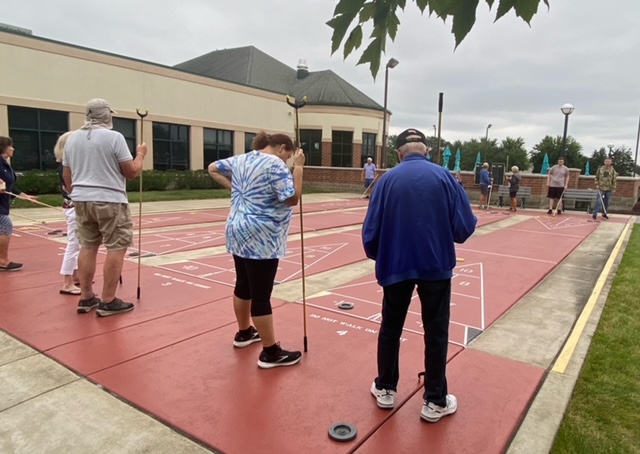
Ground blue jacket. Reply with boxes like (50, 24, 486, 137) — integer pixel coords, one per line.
(362, 154, 477, 286)
(479, 168, 491, 186)
(0, 157, 21, 216)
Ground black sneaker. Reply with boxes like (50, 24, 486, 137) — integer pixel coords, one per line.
(233, 326, 261, 348)
(258, 343, 302, 369)
(96, 298, 134, 317)
(77, 295, 100, 314)
(0, 262, 23, 271)
(547, 209, 552, 215)
(602, 214, 609, 220)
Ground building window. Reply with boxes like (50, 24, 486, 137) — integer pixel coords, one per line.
(361, 133, 377, 167)
(153, 122, 190, 171)
(204, 128, 234, 167)
(244, 132, 256, 153)
(300, 129, 322, 166)
(112, 118, 136, 157)
(331, 130, 353, 168)
(7, 106, 68, 171)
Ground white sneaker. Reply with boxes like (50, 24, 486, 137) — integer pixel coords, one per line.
(420, 394, 457, 422)
(370, 381, 395, 409)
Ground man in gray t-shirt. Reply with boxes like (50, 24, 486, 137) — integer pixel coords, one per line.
(546, 157, 569, 214)
(63, 98, 147, 317)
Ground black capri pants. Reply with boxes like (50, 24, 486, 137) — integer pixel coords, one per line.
(232, 255, 279, 317)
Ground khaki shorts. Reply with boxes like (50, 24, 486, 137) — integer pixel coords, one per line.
(74, 202, 133, 251)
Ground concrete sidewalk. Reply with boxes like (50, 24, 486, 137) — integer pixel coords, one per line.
(1, 195, 634, 453)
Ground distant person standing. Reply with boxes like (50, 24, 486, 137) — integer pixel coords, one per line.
(363, 128, 477, 423)
(54, 131, 81, 295)
(0, 136, 38, 271)
(546, 157, 569, 215)
(362, 157, 377, 198)
(506, 166, 521, 212)
(592, 157, 617, 220)
(478, 163, 492, 209)
(63, 98, 147, 316)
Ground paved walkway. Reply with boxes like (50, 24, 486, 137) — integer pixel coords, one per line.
(0, 194, 634, 453)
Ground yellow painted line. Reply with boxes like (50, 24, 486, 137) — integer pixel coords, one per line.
(552, 219, 633, 374)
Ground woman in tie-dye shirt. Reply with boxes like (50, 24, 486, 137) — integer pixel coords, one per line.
(208, 132, 305, 369)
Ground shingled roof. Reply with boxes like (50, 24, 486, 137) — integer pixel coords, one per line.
(174, 46, 383, 111)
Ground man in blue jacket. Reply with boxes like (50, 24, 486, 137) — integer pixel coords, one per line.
(362, 128, 477, 423)
(478, 162, 492, 208)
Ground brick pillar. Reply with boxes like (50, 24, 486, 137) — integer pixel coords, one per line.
(321, 141, 332, 166)
(353, 143, 362, 168)
(568, 168, 581, 188)
(376, 145, 382, 169)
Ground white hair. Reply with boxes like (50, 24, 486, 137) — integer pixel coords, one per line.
(54, 131, 74, 163)
(397, 142, 427, 155)
(511, 166, 519, 173)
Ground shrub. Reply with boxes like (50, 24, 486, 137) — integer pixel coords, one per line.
(126, 170, 223, 191)
(14, 170, 59, 195)
(14, 169, 222, 194)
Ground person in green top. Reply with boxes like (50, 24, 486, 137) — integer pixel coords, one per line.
(592, 158, 617, 220)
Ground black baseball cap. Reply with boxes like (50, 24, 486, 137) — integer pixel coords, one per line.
(396, 128, 428, 148)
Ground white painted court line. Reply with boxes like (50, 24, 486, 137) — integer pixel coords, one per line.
(480, 263, 486, 329)
(456, 248, 557, 264)
(505, 228, 586, 239)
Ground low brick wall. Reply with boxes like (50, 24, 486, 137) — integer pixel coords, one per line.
(303, 166, 640, 212)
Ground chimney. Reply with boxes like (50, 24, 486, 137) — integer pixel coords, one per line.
(297, 59, 309, 79)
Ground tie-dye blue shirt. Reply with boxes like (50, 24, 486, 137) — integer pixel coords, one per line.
(215, 151, 295, 259)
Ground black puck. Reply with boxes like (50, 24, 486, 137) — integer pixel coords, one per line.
(328, 422, 357, 442)
(337, 302, 354, 310)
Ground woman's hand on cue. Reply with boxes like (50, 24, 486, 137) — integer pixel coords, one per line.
(292, 148, 305, 167)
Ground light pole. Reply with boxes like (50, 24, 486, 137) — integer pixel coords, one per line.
(560, 103, 575, 157)
(381, 57, 399, 168)
(433, 125, 436, 137)
(483, 124, 492, 161)
(607, 142, 614, 158)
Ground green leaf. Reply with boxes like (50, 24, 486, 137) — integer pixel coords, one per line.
(343, 25, 364, 59)
(333, 0, 367, 16)
(495, 0, 516, 20)
(428, 0, 451, 19)
(359, 2, 377, 22)
(327, 11, 361, 55)
(514, 0, 541, 24)
(449, 0, 480, 48)
(485, 0, 496, 8)
(388, 10, 401, 41)
(357, 37, 385, 78)
(416, 0, 429, 12)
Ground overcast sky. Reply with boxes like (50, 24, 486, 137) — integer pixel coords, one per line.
(2, 0, 639, 159)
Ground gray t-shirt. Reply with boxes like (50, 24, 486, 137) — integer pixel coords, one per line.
(548, 165, 569, 188)
(63, 128, 132, 204)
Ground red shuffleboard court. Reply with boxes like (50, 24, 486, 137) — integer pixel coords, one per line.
(355, 348, 546, 454)
(0, 265, 233, 352)
(0, 233, 146, 293)
(7, 199, 368, 241)
(46, 296, 267, 376)
(128, 209, 366, 257)
(90, 301, 464, 454)
(294, 215, 599, 348)
(127, 198, 370, 230)
(157, 232, 367, 287)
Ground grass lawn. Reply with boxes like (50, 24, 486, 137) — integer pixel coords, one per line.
(551, 225, 640, 454)
(11, 187, 338, 208)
